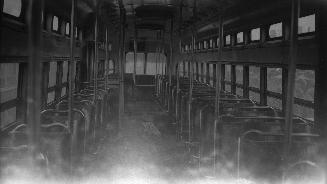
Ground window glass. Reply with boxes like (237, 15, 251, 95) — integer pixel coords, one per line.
(61, 87, 67, 97)
(3, 0, 21, 17)
(267, 97, 282, 110)
(225, 84, 231, 92)
(251, 28, 261, 41)
(136, 53, 145, 74)
(236, 87, 243, 97)
(298, 14, 315, 34)
(0, 63, 19, 103)
(125, 52, 146, 74)
(75, 27, 78, 38)
(179, 62, 183, 77)
(236, 65, 243, 84)
(216, 37, 220, 48)
(109, 60, 114, 74)
(249, 66, 260, 88)
(47, 91, 55, 103)
(295, 69, 315, 101)
(1, 107, 16, 128)
(204, 41, 208, 49)
(209, 64, 214, 85)
(209, 39, 213, 48)
(269, 22, 283, 38)
(62, 61, 68, 83)
(267, 67, 282, 93)
(185, 62, 189, 76)
(236, 32, 244, 44)
(225, 65, 231, 82)
(52, 16, 59, 31)
(198, 42, 201, 50)
(294, 104, 314, 120)
(249, 91, 260, 103)
(225, 35, 231, 46)
(48, 62, 57, 87)
(65, 22, 70, 35)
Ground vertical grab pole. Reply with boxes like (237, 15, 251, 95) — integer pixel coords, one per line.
(155, 47, 158, 96)
(283, 0, 300, 165)
(168, 18, 174, 113)
(68, 0, 76, 171)
(188, 34, 195, 150)
(94, 7, 98, 102)
(118, 5, 126, 132)
(26, 0, 43, 166)
(92, 5, 99, 141)
(133, 6, 137, 91)
(105, 27, 109, 91)
(213, 13, 223, 175)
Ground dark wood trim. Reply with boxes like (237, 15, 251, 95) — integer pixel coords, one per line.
(0, 99, 18, 112)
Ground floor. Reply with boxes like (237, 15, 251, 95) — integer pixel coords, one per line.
(81, 86, 201, 183)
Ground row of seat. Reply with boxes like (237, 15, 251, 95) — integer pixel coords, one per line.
(155, 74, 320, 182)
(0, 76, 118, 176)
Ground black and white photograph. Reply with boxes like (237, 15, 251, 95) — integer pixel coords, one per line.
(0, 0, 326, 183)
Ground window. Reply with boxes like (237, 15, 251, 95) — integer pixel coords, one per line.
(179, 63, 183, 77)
(185, 62, 189, 76)
(298, 14, 315, 34)
(216, 37, 220, 48)
(109, 60, 114, 74)
(236, 32, 244, 44)
(209, 39, 213, 48)
(1, 107, 16, 129)
(249, 66, 260, 88)
(236, 65, 243, 84)
(75, 27, 78, 38)
(48, 62, 57, 87)
(225, 65, 231, 82)
(267, 67, 282, 93)
(294, 104, 314, 120)
(62, 61, 69, 83)
(3, 0, 22, 17)
(198, 42, 202, 50)
(251, 28, 261, 41)
(269, 22, 283, 38)
(185, 45, 189, 51)
(225, 35, 231, 46)
(225, 84, 231, 92)
(47, 91, 55, 104)
(52, 16, 59, 31)
(65, 22, 70, 35)
(61, 87, 67, 97)
(0, 63, 19, 103)
(250, 91, 260, 103)
(0, 63, 19, 128)
(295, 69, 315, 102)
(209, 64, 214, 86)
(225, 65, 231, 91)
(204, 41, 208, 49)
(146, 53, 165, 75)
(236, 88, 243, 97)
(267, 97, 282, 110)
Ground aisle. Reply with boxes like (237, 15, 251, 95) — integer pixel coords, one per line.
(84, 88, 197, 183)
